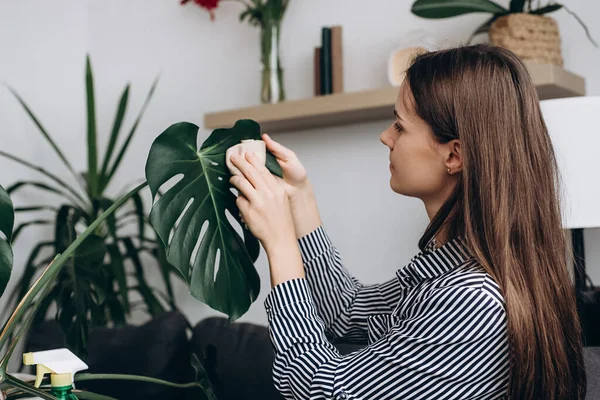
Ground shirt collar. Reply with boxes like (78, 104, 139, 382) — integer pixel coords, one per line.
(396, 236, 473, 287)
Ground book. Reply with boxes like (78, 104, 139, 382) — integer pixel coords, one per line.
(331, 26, 344, 94)
(314, 47, 322, 96)
(320, 27, 332, 95)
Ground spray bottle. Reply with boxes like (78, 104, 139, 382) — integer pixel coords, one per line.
(22, 348, 88, 400)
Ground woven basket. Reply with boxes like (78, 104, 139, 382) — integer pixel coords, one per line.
(489, 13, 563, 66)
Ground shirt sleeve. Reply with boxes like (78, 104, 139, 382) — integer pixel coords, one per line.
(298, 226, 404, 343)
(264, 278, 509, 400)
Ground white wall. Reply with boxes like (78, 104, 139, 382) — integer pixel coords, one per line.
(1, 0, 599, 327)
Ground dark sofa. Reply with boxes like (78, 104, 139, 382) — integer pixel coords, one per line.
(27, 313, 600, 399)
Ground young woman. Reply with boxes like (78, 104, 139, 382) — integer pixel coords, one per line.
(228, 44, 587, 399)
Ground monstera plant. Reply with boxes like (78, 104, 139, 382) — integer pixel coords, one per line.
(1, 56, 181, 357)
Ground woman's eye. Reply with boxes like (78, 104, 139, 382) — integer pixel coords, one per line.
(394, 122, 403, 133)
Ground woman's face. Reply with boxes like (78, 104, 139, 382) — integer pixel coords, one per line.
(380, 82, 458, 202)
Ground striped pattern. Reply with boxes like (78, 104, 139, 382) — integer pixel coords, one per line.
(264, 226, 510, 399)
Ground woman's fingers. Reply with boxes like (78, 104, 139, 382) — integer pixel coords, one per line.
(229, 174, 258, 203)
(230, 153, 267, 190)
(262, 133, 295, 162)
(243, 152, 279, 189)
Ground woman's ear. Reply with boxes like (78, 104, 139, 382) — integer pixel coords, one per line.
(444, 139, 462, 174)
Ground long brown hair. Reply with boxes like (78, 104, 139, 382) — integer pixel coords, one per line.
(405, 44, 586, 399)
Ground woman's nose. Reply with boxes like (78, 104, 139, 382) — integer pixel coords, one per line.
(380, 127, 393, 149)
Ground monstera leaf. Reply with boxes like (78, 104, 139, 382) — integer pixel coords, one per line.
(0, 184, 14, 297)
(146, 119, 282, 321)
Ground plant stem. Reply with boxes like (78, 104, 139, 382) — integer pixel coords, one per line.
(75, 374, 200, 389)
(0, 263, 59, 369)
(0, 182, 148, 353)
(3, 374, 56, 400)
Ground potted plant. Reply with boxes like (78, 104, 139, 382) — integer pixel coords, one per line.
(1, 56, 181, 357)
(181, 0, 290, 104)
(411, 0, 597, 66)
(0, 184, 217, 400)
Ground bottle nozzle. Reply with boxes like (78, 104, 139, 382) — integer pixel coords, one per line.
(23, 348, 88, 388)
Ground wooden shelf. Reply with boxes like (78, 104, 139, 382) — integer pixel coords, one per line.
(204, 63, 585, 133)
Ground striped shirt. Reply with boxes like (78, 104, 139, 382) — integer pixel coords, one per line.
(264, 226, 510, 399)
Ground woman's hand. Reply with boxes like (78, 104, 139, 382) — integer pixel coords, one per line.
(229, 151, 304, 286)
(262, 133, 322, 238)
(262, 133, 308, 197)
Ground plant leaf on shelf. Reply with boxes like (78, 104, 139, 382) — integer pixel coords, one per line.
(509, 0, 526, 13)
(530, 4, 562, 14)
(561, 5, 598, 47)
(411, 0, 508, 18)
(145, 119, 281, 321)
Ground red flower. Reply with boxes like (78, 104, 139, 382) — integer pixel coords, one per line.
(181, 0, 221, 21)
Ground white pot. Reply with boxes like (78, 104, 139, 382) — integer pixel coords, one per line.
(387, 30, 438, 86)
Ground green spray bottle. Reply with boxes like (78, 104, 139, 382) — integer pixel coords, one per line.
(23, 348, 88, 399)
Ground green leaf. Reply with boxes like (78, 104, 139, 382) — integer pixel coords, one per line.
(509, 0, 525, 12)
(7, 87, 82, 186)
(131, 192, 145, 242)
(12, 241, 54, 303)
(0, 150, 87, 206)
(0, 184, 14, 297)
(75, 234, 106, 265)
(411, 0, 508, 18)
(149, 243, 177, 308)
(14, 205, 57, 213)
(7, 180, 85, 209)
(99, 198, 117, 238)
(104, 76, 159, 189)
(145, 119, 281, 321)
(11, 220, 51, 244)
(122, 237, 165, 316)
(100, 85, 130, 189)
(86, 55, 99, 198)
(106, 244, 130, 313)
(531, 4, 562, 14)
(191, 353, 218, 400)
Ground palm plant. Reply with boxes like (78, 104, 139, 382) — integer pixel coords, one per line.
(1, 56, 180, 357)
(0, 184, 217, 400)
(411, 0, 597, 46)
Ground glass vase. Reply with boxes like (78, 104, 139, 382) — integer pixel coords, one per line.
(260, 19, 285, 104)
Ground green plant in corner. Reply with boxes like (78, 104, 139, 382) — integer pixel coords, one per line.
(0, 116, 282, 398)
(0, 184, 218, 400)
(410, 0, 597, 46)
(1, 55, 181, 357)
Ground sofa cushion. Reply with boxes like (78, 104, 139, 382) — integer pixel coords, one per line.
(191, 317, 367, 400)
(585, 347, 600, 399)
